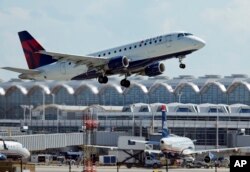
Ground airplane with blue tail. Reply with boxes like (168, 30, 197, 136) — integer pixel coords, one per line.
(130, 105, 250, 162)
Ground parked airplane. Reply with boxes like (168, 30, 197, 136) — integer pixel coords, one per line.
(2, 31, 205, 87)
(130, 105, 250, 162)
(0, 139, 30, 160)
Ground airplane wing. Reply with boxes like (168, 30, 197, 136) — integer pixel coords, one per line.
(86, 145, 118, 150)
(184, 146, 250, 155)
(1, 67, 41, 74)
(37, 51, 108, 68)
(145, 149, 162, 154)
(129, 139, 160, 145)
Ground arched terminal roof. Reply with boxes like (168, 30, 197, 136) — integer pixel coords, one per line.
(75, 83, 99, 95)
(98, 83, 123, 94)
(0, 87, 5, 95)
(123, 83, 148, 94)
(200, 82, 226, 93)
(227, 81, 250, 93)
(174, 82, 200, 94)
(51, 84, 74, 95)
(5, 85, 28, 95)
(149, 83, 174, 93)
(28, 84, 51, 95)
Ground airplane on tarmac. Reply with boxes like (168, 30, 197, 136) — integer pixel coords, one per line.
(2, 31, 205, 87)
(130, 105, 250, 163)
(0, 138, 30, 160)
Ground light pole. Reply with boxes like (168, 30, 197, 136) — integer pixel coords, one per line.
(42, 90, 45, 120)
(216, 106, 219, 149)
(57, 107, 59, 133)
(20, 105, 27, 122)
(51, 94, 55, 104)
(131, 104, 135, 136)
(28, 105, 33, 121)
(178, 91, 183, 103)
(149, 104, 154, 134)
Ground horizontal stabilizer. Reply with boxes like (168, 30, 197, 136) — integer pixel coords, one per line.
(1, 67, 41, 74)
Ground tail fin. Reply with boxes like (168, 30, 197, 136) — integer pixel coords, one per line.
(161, 105, 169, 138)
(18, 31, 56, 69)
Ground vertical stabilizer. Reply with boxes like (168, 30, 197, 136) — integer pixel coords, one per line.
(161, 105, 169, 137)
(18, 31, 56, 69)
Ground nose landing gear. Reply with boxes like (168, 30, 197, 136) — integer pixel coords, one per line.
(178, 56, 186, 69)
(179, 63, 186, 69)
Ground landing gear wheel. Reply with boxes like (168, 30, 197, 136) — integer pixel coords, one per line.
(98, 76, 108, 84)
(120, 79, 130, 88)
(179, 63, 186, 69)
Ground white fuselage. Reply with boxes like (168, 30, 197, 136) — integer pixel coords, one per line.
(0, 141, 30, 159)
(160, 135, 195, 155)
(22, 32, 205, 80)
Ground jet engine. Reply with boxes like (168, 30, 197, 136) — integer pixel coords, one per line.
(204, 152, 216, 163)
(107, 56, 129, 70)
(144, 62, 165, 77)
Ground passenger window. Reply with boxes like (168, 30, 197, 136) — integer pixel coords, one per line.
(98, 55, 101, 57)
(114, 50, 116, 53)
(134, 45, 137, 48)
(139, 44, 142, 47)
(129, 47, 132, 49)
(144, 43, 147, 45)
(149, 42, 152, 44)
(103, 53, 106, 56)
(108, 52, 111, 55)
(159, 39, 162, 42)
(124, 48, 127, 51)
(155, 40, 157, 43)
(119, 49, 121, 52)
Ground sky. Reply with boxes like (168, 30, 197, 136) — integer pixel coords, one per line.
(0, 0, 249, 81)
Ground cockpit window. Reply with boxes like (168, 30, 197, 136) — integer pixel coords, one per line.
(184, 33, 193, 36)
(177, 33, 184, 38)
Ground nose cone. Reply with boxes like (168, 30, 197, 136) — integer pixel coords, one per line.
(23, 148, 31, 159)
(193, 36, 206, 49)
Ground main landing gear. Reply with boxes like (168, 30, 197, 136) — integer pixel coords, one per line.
(98, 75, 108, 84)
(120, 79, 130, 88)
(98, 75, 131, 88)
(178, 56, 186, 69)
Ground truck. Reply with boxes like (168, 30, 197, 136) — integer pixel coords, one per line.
(144, 155, 162, 169)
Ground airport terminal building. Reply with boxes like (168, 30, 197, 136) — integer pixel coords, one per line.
(0, 74, 250, 149)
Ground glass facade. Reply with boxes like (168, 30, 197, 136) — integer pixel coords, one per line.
(175, 84, 200, 104)
(99, 85, 123, 105)
(148, 84, 175, 103)
(201, 83, 227, 104)
(75, 86, 99, 106)
(52, 86, 75, 105)
(5, 86, 27, 119)
(124, 84, 148, 105)
(228, 83, 250, 105)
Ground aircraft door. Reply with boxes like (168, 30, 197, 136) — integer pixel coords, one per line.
(60, 62, 66, 74)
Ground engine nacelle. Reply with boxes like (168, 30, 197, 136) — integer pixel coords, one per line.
(204, 152, 216, 163)
(204, 156, 211, 163)
(107, 56, 129, 70)
(144, 62, 165, 77)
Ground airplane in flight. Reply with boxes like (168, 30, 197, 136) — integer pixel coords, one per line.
(2, 31, 205, 87)
(0, 138, 30, 160)
(130, 105, 250, 163)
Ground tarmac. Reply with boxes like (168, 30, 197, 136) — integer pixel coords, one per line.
(35, 165, 230, 172)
